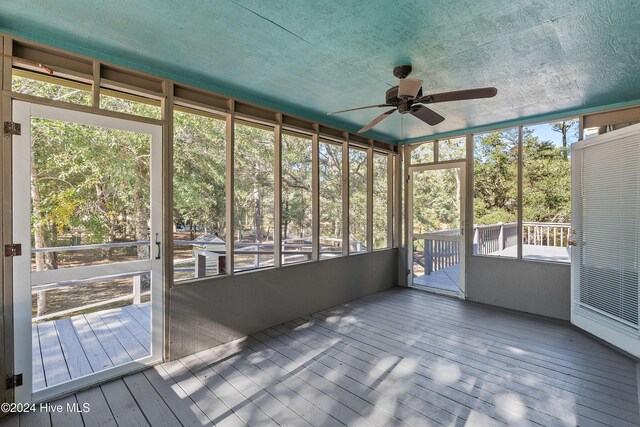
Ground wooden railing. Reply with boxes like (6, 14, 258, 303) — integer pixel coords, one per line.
(423, 238, 460, 274)
(30, 237, 359, 319)
(473, 222, 518, 255)
(418, 222, 571, 275)
(523, 222, 571, 247)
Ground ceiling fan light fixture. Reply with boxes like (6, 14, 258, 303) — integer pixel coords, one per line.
(398, 78, 423, 98)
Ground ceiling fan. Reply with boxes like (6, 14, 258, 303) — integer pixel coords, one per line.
(328, 65, 497, 133)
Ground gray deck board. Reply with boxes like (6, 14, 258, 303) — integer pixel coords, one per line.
(75, 386, 117, 427)
(286, 315, 575, 426)
(265, 324, 506, 427)
(381, 292, 635, 370)
(4, 288, 639, 427)
(304, 308, 638, 425)
(209, 339, 344, 427)
(31, 304, 151, 391)
(49, 395, 83, 427)
(162, 359, 245, 425)
(69, 316, 113, 373)
(100, 379, 149, 427)
(84, 311, 132, 366)
(123, 305, 151, 334)
(143, 366, 210, 427)
(121, 372, 180, 427)
(180, 353, 278, 427)
(54, 319, 93, 380)
(110, 308, 150, 350)
(32, 324, 46, 391)
(15, 408, 50, 427)
(37, 322, 71, 387)
(363, 294, 638, 390)
(195, 348, 314, 427)
(0, 415, 18, 427)
(248, 332, 430, 426)
(97, 311, 149, 357)
(364, 294, 640, 404)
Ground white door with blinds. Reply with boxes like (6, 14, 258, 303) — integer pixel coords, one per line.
(571, 123, 640, 358)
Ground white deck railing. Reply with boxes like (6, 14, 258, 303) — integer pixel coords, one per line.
(418, 222, 570, 274)
(29, 238, 360, 319)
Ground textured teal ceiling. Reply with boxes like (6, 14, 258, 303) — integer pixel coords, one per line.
(1, 0, 640, 143)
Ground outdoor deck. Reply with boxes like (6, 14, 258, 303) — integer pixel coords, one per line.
(413, 265, 461, 294)
(3, 288, 639, 426)
(32, 303, 150, 391)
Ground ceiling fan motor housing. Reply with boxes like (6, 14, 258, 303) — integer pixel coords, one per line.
(386, 86, 423, 110)
(393, 64, 413, 79)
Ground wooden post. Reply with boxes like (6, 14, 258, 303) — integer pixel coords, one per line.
(425, 239, 432, 275)
(498, 222, 505, 251)
(133, 275, 141, 304)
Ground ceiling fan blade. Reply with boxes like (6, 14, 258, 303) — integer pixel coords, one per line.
(418, 87, 497, 104)
(359, 108, 397, 133)
(398, 78, 423, 98)
(410, 105, 445, 126)
(327, 104, 391, 115)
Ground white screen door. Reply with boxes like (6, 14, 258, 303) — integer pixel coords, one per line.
(12, 101, 163, 402)
(571, 123, 640, 358)
(409, 162, 466, 298)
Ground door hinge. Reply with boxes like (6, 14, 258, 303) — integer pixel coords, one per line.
(4, 244, 22, 257)
(3, 121, 21, 136)
(5, 373, 23, 390)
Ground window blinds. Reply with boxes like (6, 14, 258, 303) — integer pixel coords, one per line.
(572, 123, 640, 356)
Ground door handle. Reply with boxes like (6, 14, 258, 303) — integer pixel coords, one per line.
(155, 233, 161, 259)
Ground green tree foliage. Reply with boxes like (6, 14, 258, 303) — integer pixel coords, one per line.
(473, 129, 519, 224)
(173, 110, 226, 237)
(234, 123, 275, 243)
(15, 76, 156, 271)
(412, 168, 461, 233)
(319, 142, 343, 244)
(473, 126, 571, 226)
(17, 74, 393, 270)
(349, 147, 368, 250)
(281, 134, 312, 240)
(372, 153, 389, 248)
(522, 127, 572, 222)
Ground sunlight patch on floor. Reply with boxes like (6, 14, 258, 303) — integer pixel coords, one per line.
(506, 345, 528, 355)
(494, 393, 527, 423)
(433, 359, 462, 385)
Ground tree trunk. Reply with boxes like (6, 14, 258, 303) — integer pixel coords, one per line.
(253, 163, 262, 244)
(134, 187, 149, 258)
(31, 143, 47, 316)
(45, 221, 58, 269)
(283, 199, 289, 239)
(95, 182, 115, 260)
(133, 162, 150, 261)
(559, 121, 569, 160)
(31, 155, 46, 272)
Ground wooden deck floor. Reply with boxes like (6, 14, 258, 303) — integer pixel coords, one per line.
(412, 264, 461, 294)
(2, 288, 639, 426)
(32, 303, 151, 391)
